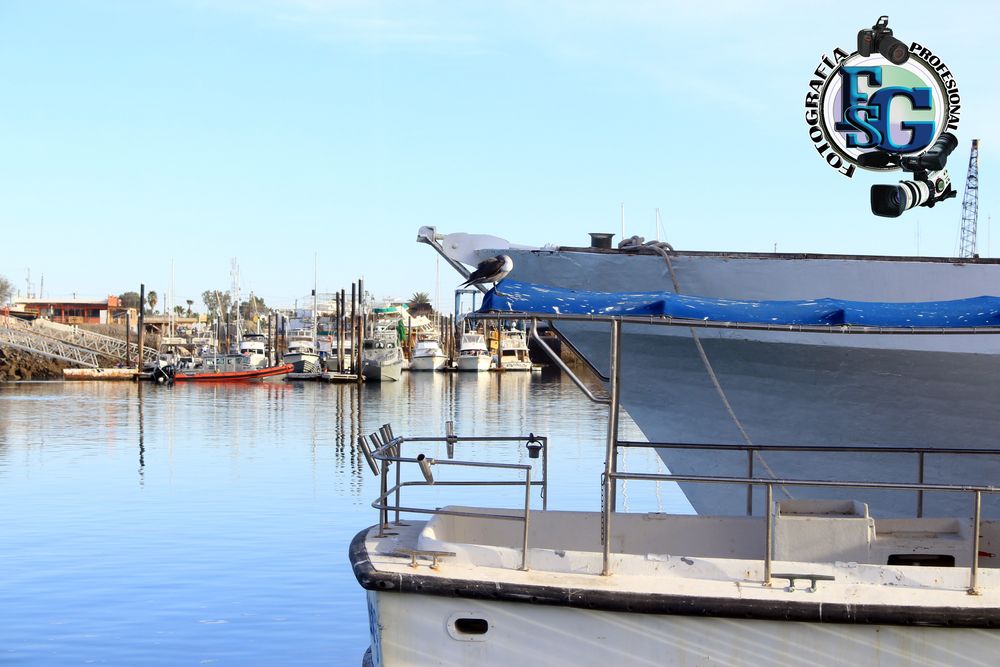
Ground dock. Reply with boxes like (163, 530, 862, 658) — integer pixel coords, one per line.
(63, 368, 138, 381)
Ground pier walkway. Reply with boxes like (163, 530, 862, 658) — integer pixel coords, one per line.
(0, 316, 157, 368)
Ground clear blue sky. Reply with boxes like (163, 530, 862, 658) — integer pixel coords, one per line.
(2, 1, 998, 310)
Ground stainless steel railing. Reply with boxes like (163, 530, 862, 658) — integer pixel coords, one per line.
(358, 422, 547, 571)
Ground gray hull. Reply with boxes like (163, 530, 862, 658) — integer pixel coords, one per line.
(492, 247, 1000, 518)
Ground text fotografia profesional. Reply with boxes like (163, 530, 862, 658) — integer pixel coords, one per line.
(804, 16, 962, 217)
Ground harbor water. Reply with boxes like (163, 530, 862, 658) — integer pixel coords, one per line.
(0, 372, 690, 665)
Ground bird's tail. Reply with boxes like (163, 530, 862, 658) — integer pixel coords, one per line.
(459, 277, 474, 287)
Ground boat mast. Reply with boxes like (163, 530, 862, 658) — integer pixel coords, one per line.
(231, 258, 242, 349)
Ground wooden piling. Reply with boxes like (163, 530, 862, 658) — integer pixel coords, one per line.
(137, 284, 145, 373)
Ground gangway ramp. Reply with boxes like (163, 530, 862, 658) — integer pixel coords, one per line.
(0, 316, 158, 367)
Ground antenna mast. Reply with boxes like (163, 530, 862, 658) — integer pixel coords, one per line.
(959, 139, 980, 258)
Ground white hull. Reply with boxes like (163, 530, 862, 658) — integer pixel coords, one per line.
(362, 359, 402, 382)
(368, 590, 997, 666)
(490, 247, 1000, 518)
(457, 354, 491, 372)
(408, 354, 447, 372)
(495, 359, 532, 371)
(282, 351, 321, 374)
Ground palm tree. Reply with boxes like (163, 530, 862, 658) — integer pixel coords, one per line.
(186, 299, 194, 317)
(408, 292, 430, 308)
(147, 291, 158, 314)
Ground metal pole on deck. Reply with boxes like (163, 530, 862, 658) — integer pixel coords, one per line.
(125, 312, 131, 368)
(602, 319, 622, 576)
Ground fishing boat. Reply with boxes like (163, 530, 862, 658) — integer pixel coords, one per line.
(351, 308, 1000, 664)
(283, 333, 322, 374)
(494, 328, 532, 371)
(420, 227, 1000, 519)
(456, 332, 491, 372)
(237, 333, 269, 369)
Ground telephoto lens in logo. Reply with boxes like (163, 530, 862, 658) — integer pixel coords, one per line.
(805, 16, 962, 217)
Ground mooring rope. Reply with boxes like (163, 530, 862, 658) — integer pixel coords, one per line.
(618, 236, 792, 500)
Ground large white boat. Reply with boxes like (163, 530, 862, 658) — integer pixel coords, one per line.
(419, 227, 1000, 518)
(409, 338, 448, 372)
(457, 332, 491, 372)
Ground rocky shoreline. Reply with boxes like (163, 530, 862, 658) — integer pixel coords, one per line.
(0, 348, 72, 381)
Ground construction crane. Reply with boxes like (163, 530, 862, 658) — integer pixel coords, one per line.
(959, 139, 980, 258)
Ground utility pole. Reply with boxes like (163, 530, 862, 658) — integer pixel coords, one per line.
(959, 139, 980, 258)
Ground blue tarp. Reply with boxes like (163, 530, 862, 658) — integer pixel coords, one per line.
(478, 280, 1000, 328)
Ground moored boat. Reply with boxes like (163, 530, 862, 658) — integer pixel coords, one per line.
(409, 338, 448, 372)
(456, 332, 491, 371)
(420, 226, 1000, 518)
(164, 355, 293, 382)
(350, 311, 1000, 664)
(361, 337, 403, 382)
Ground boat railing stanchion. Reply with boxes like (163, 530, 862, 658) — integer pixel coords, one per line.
(602, 318, 622, 577)
(370, 431, 389, 537)
(521, 466, 532, 571)
(746, 448, 755, 516)
(969, 490, 982, 595)
(764, 483, 774, 587)
(542, 435, 548, 511)
(446, 420, 456, 459)
(917, 451, 925, 518)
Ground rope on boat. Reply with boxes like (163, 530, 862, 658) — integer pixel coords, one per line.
(619, 236, 792, 500)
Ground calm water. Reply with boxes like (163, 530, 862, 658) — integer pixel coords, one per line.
(0, 372, 688, 665)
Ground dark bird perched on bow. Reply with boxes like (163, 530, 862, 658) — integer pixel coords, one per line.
(461, 255, 513, 295)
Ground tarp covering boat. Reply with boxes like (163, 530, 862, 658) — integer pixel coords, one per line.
(479, 280, 1000, 328)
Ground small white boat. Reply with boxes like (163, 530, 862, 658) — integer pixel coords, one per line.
(409, 338, 448, 372)
(361, 337, 403, 382)
(456, 332, 491, 372)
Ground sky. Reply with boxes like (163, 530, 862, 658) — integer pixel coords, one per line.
(2, 0, 999, 311)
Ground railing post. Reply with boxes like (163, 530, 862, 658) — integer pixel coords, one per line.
(542, 436, 548, 511)
(969, 490, 982, 595)
(764, 483, 773, 586)
(521, 467, 532, 571)
(917, 451, 925, 518)
(602, 319, 622, 576)
(746, 449, 754, 516)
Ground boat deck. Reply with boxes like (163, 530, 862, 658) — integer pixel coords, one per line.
(355, 506, 1000, 625)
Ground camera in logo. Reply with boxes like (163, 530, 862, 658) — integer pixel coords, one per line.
(805, 16, 962, 216)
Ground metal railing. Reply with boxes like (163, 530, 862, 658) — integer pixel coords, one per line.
(501, 310, 1000, 592)
(359, 422, 547, 571)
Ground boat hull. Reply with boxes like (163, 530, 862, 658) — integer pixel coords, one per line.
(283, 352, 321, 374)
(173, 363, 293, 382)
(365, 590, 999, 666)
(362, 359, 402, 382)
(483, 247, 1000, 518)
(408, 354, 447, 372)
(457, 354, 491, 371)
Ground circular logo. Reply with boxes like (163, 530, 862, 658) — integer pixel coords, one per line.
(805, 43, 961, 177)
